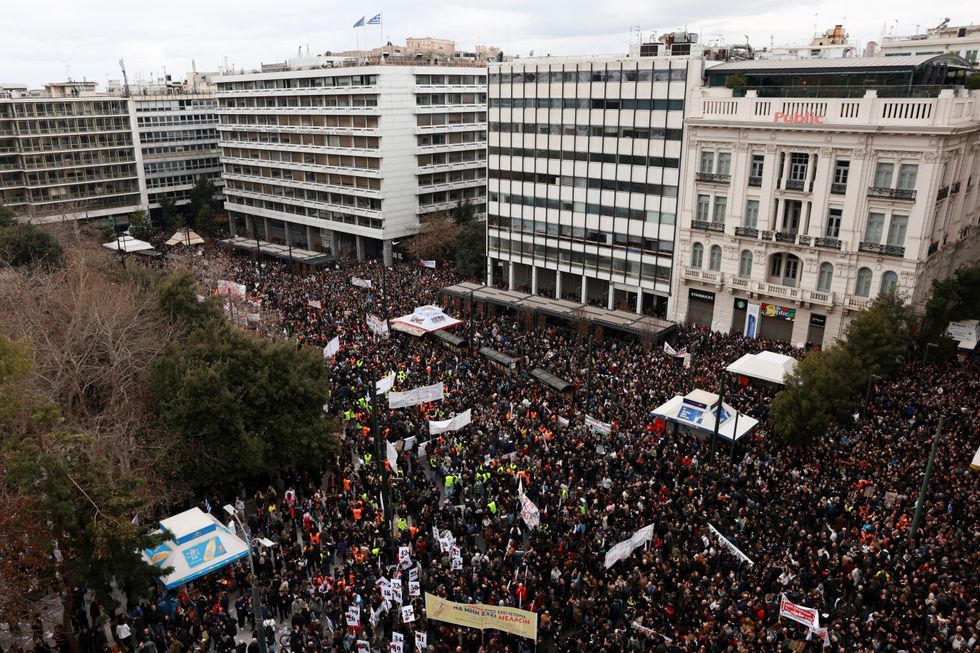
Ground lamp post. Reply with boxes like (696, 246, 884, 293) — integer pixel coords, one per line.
(863, 373, 881, 419)
(909, 417, 944, 544)
(711, 371, 727, 459)
(583, 319, 596, 413)
(923, 342, 937, 364)
(224, 505, 268, 653)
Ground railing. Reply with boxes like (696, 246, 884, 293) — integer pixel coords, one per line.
(692, 220, 726, 233)
(761, 230, 774, 241)
(830, 183, 847, 195)
(760, 282, 800, 299)
(814, 237, 842, 250)
(748, 176, 762, 187)
(683, 267, 722, 283)
(868, 186, 916, 201)
(797, 235, 811, 246)
(696, 172, 731, 184)
(775, 231, 798, 243)
(951, 181, 961, 194)
(804, 289, 834, 306)
(783, 179, 809, 192)
(730, 276, 751, 289)
(846, 296, 871, 311)
(735, 226, 758, 238)
(859, 242, 905, 257)
(937, 186, 950, 201)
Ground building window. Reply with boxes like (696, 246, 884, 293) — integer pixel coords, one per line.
(897, 164, 918, 190)
(768, 253, 801, 287)
(712, 196, 727, 223)
(855, 267, 873, 297)
(750, 154, 764, 179)
(817, 262, 834, 292)
(873, 162, 894, 188)
(880, 271, 898, 294)
(691, 242, 704, 268)
(744, 199, 759, 227)
(887, 214, 908, 247)
(789, 153, 809, 181)
(696, 194, 710, 221)
(826, 208, 842, 238)
(864, 212, 885, 243)
(709, 245, 722, 271)
(738, 250, 753, 278)
(716, 152, 732, 175)
(833, 160, 850, 186)
(699, 151, 714, 173)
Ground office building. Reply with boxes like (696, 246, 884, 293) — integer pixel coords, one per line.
(672, 54, 980, 346)
(486, 37, 702, 316)
(0, 82, 144, 223)
(214, 48, 488, 262)
(879, 20, 980, 66)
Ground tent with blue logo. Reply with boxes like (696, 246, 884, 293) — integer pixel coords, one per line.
(142, 507, 249, 590)
(651, 389, 758, 443)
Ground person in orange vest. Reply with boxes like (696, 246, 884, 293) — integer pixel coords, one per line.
(352, 503, 363, 522)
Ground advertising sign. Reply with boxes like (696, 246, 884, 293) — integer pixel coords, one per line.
(761, 303, 797, 320)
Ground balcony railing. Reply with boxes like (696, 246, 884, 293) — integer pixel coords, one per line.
(937, 186, 949, 201)
(683, 267, 723, 284)
(775, 231, 798, 243)
(735, 226, 758, 238)
(748, 175, 762, 187)
(730, 276, 751, 289)
(804, 289, 834, 306)
(859, 242, 905, 257)
(798, 235, 811, 246)
(814, 237, 842, 250)
(830, 182, 847, 195)
(783, 179, 810, 192)
(951, 181, 961, 194)
(761, 230, 774, 241)
(692, 220, 726, 233)
(760, 282, 800, 300)
(867, 186, 916, 201)
(846, 296, 871, 311)
(696, 172, 731, 184)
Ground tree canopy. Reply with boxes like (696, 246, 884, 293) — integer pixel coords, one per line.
(0, 221, 64, 269)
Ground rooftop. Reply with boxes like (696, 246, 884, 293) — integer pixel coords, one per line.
(707, 53, 972, 73)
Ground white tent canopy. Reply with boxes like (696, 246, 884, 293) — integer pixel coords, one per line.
(166, 228, 205, 246)
(141, 508, 249, 590)
(103, 234, 155, 253)
(390, 305, 462, 337)
(651, 389, 759, 442)
(972, 444, 980, 471)
(725, 351, 798, 385)
(946, 320, 979, 351)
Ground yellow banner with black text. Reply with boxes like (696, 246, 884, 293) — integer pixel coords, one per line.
(424, 593, 538, 640)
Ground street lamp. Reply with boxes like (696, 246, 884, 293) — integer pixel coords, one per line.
(923, 342, 937, 363)
(224, 505, 268, 653)
(863, 373, 881, 419)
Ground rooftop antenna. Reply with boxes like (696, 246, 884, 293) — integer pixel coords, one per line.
(118, 58, 130, 97)
(191, 58, 198, 92)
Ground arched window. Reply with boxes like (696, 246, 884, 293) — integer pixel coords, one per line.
(880, 271, 898, 295)
(709, 245, 722, 271)
(691, 242, 704, 268)
(738, 250, 753, 278)
(855, 267, 873, 297)
(817, 262, 833, 292)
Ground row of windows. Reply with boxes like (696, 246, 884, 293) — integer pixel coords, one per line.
(415, 75, 487, 86)
(490, 121, 682, 141)
(145, 157, 221, 175)
(418, 186, 485, 207)
(135, 99, 217, 111)
(223, 178, 382, 211)
(220, 96, 379, 110)
(418, 150, 486, 167)
(138, 115, 216, 127)
(226, 196, 384, 230)
(417, 131, 486, 147)
(490, 191, 676, 225)
(490, 69, 688, 84)
(218, 75, 378, 92)
(490, 98, 684, 111)
(11, 118, 132, 135)
(489, 237, 673, 282)
(416, 112, 486, 127)
(418, 169, 486, 186)
(142, 142, 218, 157)
(4, 101, 128, 118)
(224, 171, 380, 192)
(223, 151, 380, 171)
(488, 214, 674, 255)
(415, 93, 485, 106)
(19, 152, 135, 170)
(491, 168, 677, 198)
(489, 145, 679, 169)
(23, 164, 138, 187)
(10, 133, 133, 152)
(140, 128, 218, 144)
(26, 181, 140, 202)
(222, 114, 379, 130)
(146, 172, 221, 189)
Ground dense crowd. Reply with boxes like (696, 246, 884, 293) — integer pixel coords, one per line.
(37, 253, 979, 653)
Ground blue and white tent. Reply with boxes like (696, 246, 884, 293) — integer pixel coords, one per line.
(142, 507, 249, 589)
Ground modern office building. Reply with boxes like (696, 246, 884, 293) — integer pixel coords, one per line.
(0, 82, 145, 223)
(879, 20, 980, 66)
(671, 55, 980, 346)
(214, 50, 487, 262)
(486, 41, 702, 316)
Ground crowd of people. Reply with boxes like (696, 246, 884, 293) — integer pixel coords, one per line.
(38, 251, 980, 653)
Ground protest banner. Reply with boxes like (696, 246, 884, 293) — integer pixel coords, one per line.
(377, 372, 396, 394)
(351, 276, 372, 289)
(604, 523, 655, 568)
(424, 593, 538, 640)
(779, 594, 820, 631)
(367, 313, 389, 337)
(389, 382, 445, 409)
(663, 342, 687, 358)
(707, 523, 755, 566)
(586, 415, 612, 435)
(323, 336, 340, 358)
(428, 409, 472, 435)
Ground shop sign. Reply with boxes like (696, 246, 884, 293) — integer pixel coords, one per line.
(689, 289, 716, 303)
(761, 303, 796, 320)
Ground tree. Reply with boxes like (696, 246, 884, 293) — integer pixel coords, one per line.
(188, 175, 218, 216)
(195, 203, 217, 237)
(406, 211, 458, 261)
(841, 292, 913, 379)
(454, 221, 485, 278)
(920, 265, 980, 343)
(451, 198, 475, 225)
(0, 222, 64, 269)
(156, 195, 181, 233)
(771, 345, 862, 445)
(0, 203, 16, 228)
(128, 209, 154, 241)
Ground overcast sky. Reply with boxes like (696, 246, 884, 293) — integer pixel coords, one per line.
(2, 0, 974, 87)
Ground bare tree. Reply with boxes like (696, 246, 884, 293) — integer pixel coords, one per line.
(405, 211, 458, 261)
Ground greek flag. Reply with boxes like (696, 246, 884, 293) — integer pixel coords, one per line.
(367, 13, 381, 24)
(353, 16, 365, 27)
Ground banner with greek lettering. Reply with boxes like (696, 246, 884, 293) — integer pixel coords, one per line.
(708, 523, 754, 566)
(351, 276, 372, 289)
(807, 626, 831, 647)
(428, 409, 472, 435)
(424, 593, 537, 640)
(604, 523, 655, 569)
(377, 372, 396, 394)
(631, 621, 674, 645)
(367, 313, 389, 337)
(779, 594, 820, 631)
(586, 415, 612, 435)
(389, 382, 445, 409)
(663, 342, 687, 358)
(519, 492, 540, 530)
(323, 336, 340, 358)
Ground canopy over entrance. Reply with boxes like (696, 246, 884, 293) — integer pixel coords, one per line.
(141, 508, 249, 590)
(390, 305, 462, 337)
(103, 234, 155, 253)
(725, 351, 798, 385)
(651, 389, 758, 442)
(166, 228, 205, 246)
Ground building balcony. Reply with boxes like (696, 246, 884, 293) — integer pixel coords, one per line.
(830, 182, 847, 195)
(803, 289, 835, 307)
(937, 186, 950, 201)
(758, 281, 801, 300)
(730, 275, 751, 290)
(417, 178, 486, 193)
(867, 186, 916, 201)
(683, 267, 723, 284)
(845, 296, 872, 311)
(797, 235, 811, 246)
(696, 172, 731, 184)
(775, 231, 798, 243)
(858, 242, 905, 257)
(735, 226, 759, 238)
(951, 181, 961, 194)
(814, 237, 842, 250)
(781, 179, 810, 192)
(692, 220, 725, 233)
(748, 176, 762, 187)
(760, 230, 775, 241)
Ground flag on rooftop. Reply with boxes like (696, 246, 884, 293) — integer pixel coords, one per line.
(367, 13, 382, 25)
(353, 16, 365, 27)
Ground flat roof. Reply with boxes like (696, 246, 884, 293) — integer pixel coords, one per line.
(222, 237, 334, 265)
(707, 54, 972, 74)
(530, 368, 573, 393)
